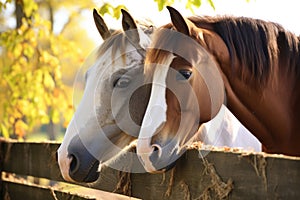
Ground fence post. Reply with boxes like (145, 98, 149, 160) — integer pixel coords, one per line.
(0, 138, 4, 199)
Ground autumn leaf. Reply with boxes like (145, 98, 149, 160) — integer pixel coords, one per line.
(15, 119, 28, 138)
(23, 0, 38, 17)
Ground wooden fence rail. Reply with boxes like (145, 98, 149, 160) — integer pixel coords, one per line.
(0, 139, 139, 200)
(1, 138, 300, 199)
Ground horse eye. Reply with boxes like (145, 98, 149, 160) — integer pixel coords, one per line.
(113, 77, 131, 88)
(176, 70, 192, 81)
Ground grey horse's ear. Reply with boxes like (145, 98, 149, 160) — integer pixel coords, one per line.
(93, 8, 111, 40)
(121, 9, 140, 46)
(167, 6, 190, 36)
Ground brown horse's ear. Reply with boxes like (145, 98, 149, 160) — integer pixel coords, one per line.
(167, 6, 190, 36)
(121, 9, 140, 45)
(93, 8, 111, 40)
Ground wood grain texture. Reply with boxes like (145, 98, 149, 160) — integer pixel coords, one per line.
(1, 139, 300, 199)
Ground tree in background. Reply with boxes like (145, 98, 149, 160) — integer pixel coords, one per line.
(0, 0, 94, 139)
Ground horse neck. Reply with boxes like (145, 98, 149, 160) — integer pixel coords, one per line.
(226, 63, 300, 155)
(200, 27, 300, 156)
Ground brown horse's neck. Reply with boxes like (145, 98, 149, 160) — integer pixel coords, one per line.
(227, 68, 300, 156)
(202, 29, 300, 156)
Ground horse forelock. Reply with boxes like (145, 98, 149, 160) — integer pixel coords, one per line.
(97, 30, 129, 65)
(145, 25, 210, 83)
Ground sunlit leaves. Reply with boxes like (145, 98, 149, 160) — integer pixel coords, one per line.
(191, 0, 201, 7)
(98, 3, 127, 19)
(206, 0, 215, 10)
(154, 0, 216, 12)
(154, 0, 174, 11)
(23, 0, 38, 17)
(0, 1, 76, 139)
(0, 0, 12, 12)
(186, 0, 201, 12)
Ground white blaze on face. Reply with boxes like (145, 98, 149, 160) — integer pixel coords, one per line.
(137, 54, 175, 172)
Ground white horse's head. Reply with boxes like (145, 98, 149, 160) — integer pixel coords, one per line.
(57, 9, 154, 183)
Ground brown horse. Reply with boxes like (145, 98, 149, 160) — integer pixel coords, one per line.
(138, 6, 300, 172)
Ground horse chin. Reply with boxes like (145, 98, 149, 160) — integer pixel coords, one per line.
(150, 160, 177, 174)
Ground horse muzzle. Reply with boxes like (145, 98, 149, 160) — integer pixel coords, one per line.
(67, 134, 100, 182)
(137, 138, 183, 173)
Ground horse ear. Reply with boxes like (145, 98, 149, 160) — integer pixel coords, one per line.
(93, 8, 111, 40)
(121, 9, 138, 30)
(167, 6, 190, 36)
(121, 9, 140, 45)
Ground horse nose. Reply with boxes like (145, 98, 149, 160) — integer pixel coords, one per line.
(139, 140, 180, 173)
(67, 135, 100, 182)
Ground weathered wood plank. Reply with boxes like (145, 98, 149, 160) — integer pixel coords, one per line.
(0, 139, 63, 182)
(126, 149, 300, 199)
(1, 139, 300, 199)
(2, 173, 140, 200)
(3, 181, 93, 200)
(91, 147, 300, 199)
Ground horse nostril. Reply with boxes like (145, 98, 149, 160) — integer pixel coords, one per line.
(67, 135, 100, 182)
(69, 154, 79, 173)
(55, 152, 58, 162)
(152, 144, 162, 158)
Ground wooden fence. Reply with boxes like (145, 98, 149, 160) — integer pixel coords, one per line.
(1, 138, 300, 199)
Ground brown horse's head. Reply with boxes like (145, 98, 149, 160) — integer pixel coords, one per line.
(139, 5, 300, 164)
(137, 7, 225, 172)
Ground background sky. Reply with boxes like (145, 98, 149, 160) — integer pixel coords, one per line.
(83, 0, 300, 45)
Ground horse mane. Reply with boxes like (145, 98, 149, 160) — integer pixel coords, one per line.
(97, 30, 129, 63)
(189, 16, 300, 82)
(148, 16, 300, 84)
